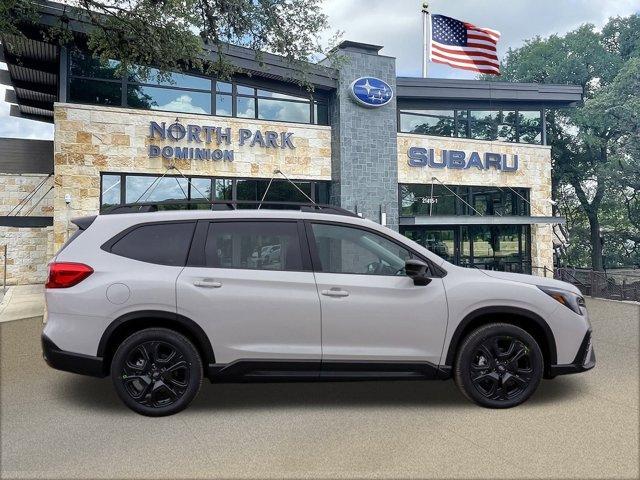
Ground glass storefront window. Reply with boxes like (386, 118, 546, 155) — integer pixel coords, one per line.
(400, 110, 455, 137)
(125, 176, 189, 203)
(400, 108, 542, 145)
(236, 97, 255, 118)
(237, 85, 255, 95)
(497, 111, 517, 142)
(67, 49, 328, 125)
(470, 110, 497, 140)
(127, 86, 211, 114)
(455, 110, 469, 137)
(400, 184, 458, 217)
(236, 179, 312, 205)
(70, 49, 121, 79)
(69, 78, 122, 106)
(257, 90, 306, 101)
(101, 174, 329, 211)
(315, 182, 330, 204)
(101, 175, 121, 209)
(214, 179, 233, 200)
(215, 93, 232, 116)
(257, 98, 310, 123)
(216, 81, 232, 93)
(314, 102, 329, 125)
(400, 184, 529, 217)
(518, 111, 542, 144)
(190, 178, 212, 201)
(128, 67, 211, 90)
(400, 225, 531, 273)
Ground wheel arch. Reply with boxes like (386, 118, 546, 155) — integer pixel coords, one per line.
(97, 310, 215, 375)
(444, 306, 557, 377)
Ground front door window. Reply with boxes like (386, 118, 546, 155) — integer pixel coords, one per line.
(311, 223, 414, 276)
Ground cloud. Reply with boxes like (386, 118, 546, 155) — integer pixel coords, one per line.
(155, 94, 209, 114)
(321, 0, 640, 78)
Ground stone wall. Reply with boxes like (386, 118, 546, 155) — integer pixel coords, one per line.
(0, 173, 53, 216)
(397, 134, 554, 273)
(53, 103, 332, 250)
(0, 173, 55, 285)
(0, 226, 53, 285)
(325, 48, 399, 229)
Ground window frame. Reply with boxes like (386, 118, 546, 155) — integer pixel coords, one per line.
(100, 220, 197, 266)
(304, 220, 446, 278)
(399, 183, 531, 218)
(66, 48, 329, 125)
(99, 172, 331, 211)
(187, 218, 313, 272)
(398, 108, 543, 144)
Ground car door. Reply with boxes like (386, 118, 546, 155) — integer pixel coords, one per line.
(176, 219, 321, 365)
(307, 221, 448, 367)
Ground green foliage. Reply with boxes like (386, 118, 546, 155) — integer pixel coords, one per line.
(484, 15, 640, 269)
(2, 0, 335, 89)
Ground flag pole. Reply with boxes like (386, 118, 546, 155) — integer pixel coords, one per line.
(422, 2, 430, 77)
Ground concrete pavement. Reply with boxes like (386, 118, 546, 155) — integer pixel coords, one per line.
(0, 284, 45, 323)
(1, 297, 638, 479)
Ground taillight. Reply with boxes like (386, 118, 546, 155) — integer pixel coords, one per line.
(46, 262, 94, 289)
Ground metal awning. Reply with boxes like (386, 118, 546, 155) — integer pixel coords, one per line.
(400, 215, 566, 226)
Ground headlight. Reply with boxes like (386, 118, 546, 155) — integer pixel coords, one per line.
(538, 286, 586, 315)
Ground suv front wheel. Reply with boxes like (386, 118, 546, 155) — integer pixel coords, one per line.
(111, 328, 203, 416)
(454, 323, 543, 408)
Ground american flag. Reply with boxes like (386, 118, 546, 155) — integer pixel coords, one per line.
(429, 14, 501, 75)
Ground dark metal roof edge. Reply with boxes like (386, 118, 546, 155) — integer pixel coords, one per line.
(400, 215, 566, 226)
(9, 104, 54, 123)
(0, 216, 53, 228)
(396, 77, 583, 105)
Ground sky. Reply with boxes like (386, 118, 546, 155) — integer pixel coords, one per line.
(1, 0, 639, 141)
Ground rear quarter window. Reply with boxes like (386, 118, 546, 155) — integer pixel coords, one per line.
(105, 221, 196, 266)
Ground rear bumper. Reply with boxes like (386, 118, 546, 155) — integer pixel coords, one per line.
(41, 334, 107, 378)
(548, 329, 595, 377)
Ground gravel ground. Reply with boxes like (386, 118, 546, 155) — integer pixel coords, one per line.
(1, 297, 638, 479)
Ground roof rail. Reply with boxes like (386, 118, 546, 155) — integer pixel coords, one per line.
(101, 200, 359, 217)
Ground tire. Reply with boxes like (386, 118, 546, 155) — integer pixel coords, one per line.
(454, 323, 543, 409)
(111, 328, 202, 416)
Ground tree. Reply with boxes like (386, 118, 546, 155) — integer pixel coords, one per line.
(1, 0, 334, 87)
(486, 16, 640, 270)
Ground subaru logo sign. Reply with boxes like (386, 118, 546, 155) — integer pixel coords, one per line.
(349, 77, 393, 108)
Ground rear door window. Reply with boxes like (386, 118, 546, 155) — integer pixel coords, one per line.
(109, 222, 196, 266)
(204, 221, 303, 271)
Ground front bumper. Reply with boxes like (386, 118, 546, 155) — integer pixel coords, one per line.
(548, 329, 596, 377)
(41, 334, 107, 378)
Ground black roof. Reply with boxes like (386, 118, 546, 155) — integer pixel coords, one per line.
(396, 77, 583, 109)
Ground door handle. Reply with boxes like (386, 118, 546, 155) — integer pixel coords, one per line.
(321, 288, 349, 298)
(193, 279, 222, 288)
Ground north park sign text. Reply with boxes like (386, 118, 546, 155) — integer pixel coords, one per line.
(148, 121, 295, 162)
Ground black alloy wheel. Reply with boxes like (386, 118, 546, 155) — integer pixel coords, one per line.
(111, 328, 202, 416)
(454, 323, 543, 408)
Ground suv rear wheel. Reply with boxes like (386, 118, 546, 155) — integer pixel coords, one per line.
(111, 328, 202, 416)
(454, 323, 543, 408)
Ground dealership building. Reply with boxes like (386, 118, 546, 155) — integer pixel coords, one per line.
(0, 1, 582, 285)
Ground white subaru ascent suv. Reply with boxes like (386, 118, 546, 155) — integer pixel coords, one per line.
(42, 203, 595, 416)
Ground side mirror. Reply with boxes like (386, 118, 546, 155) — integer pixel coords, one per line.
(405, 259, 432, 286)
